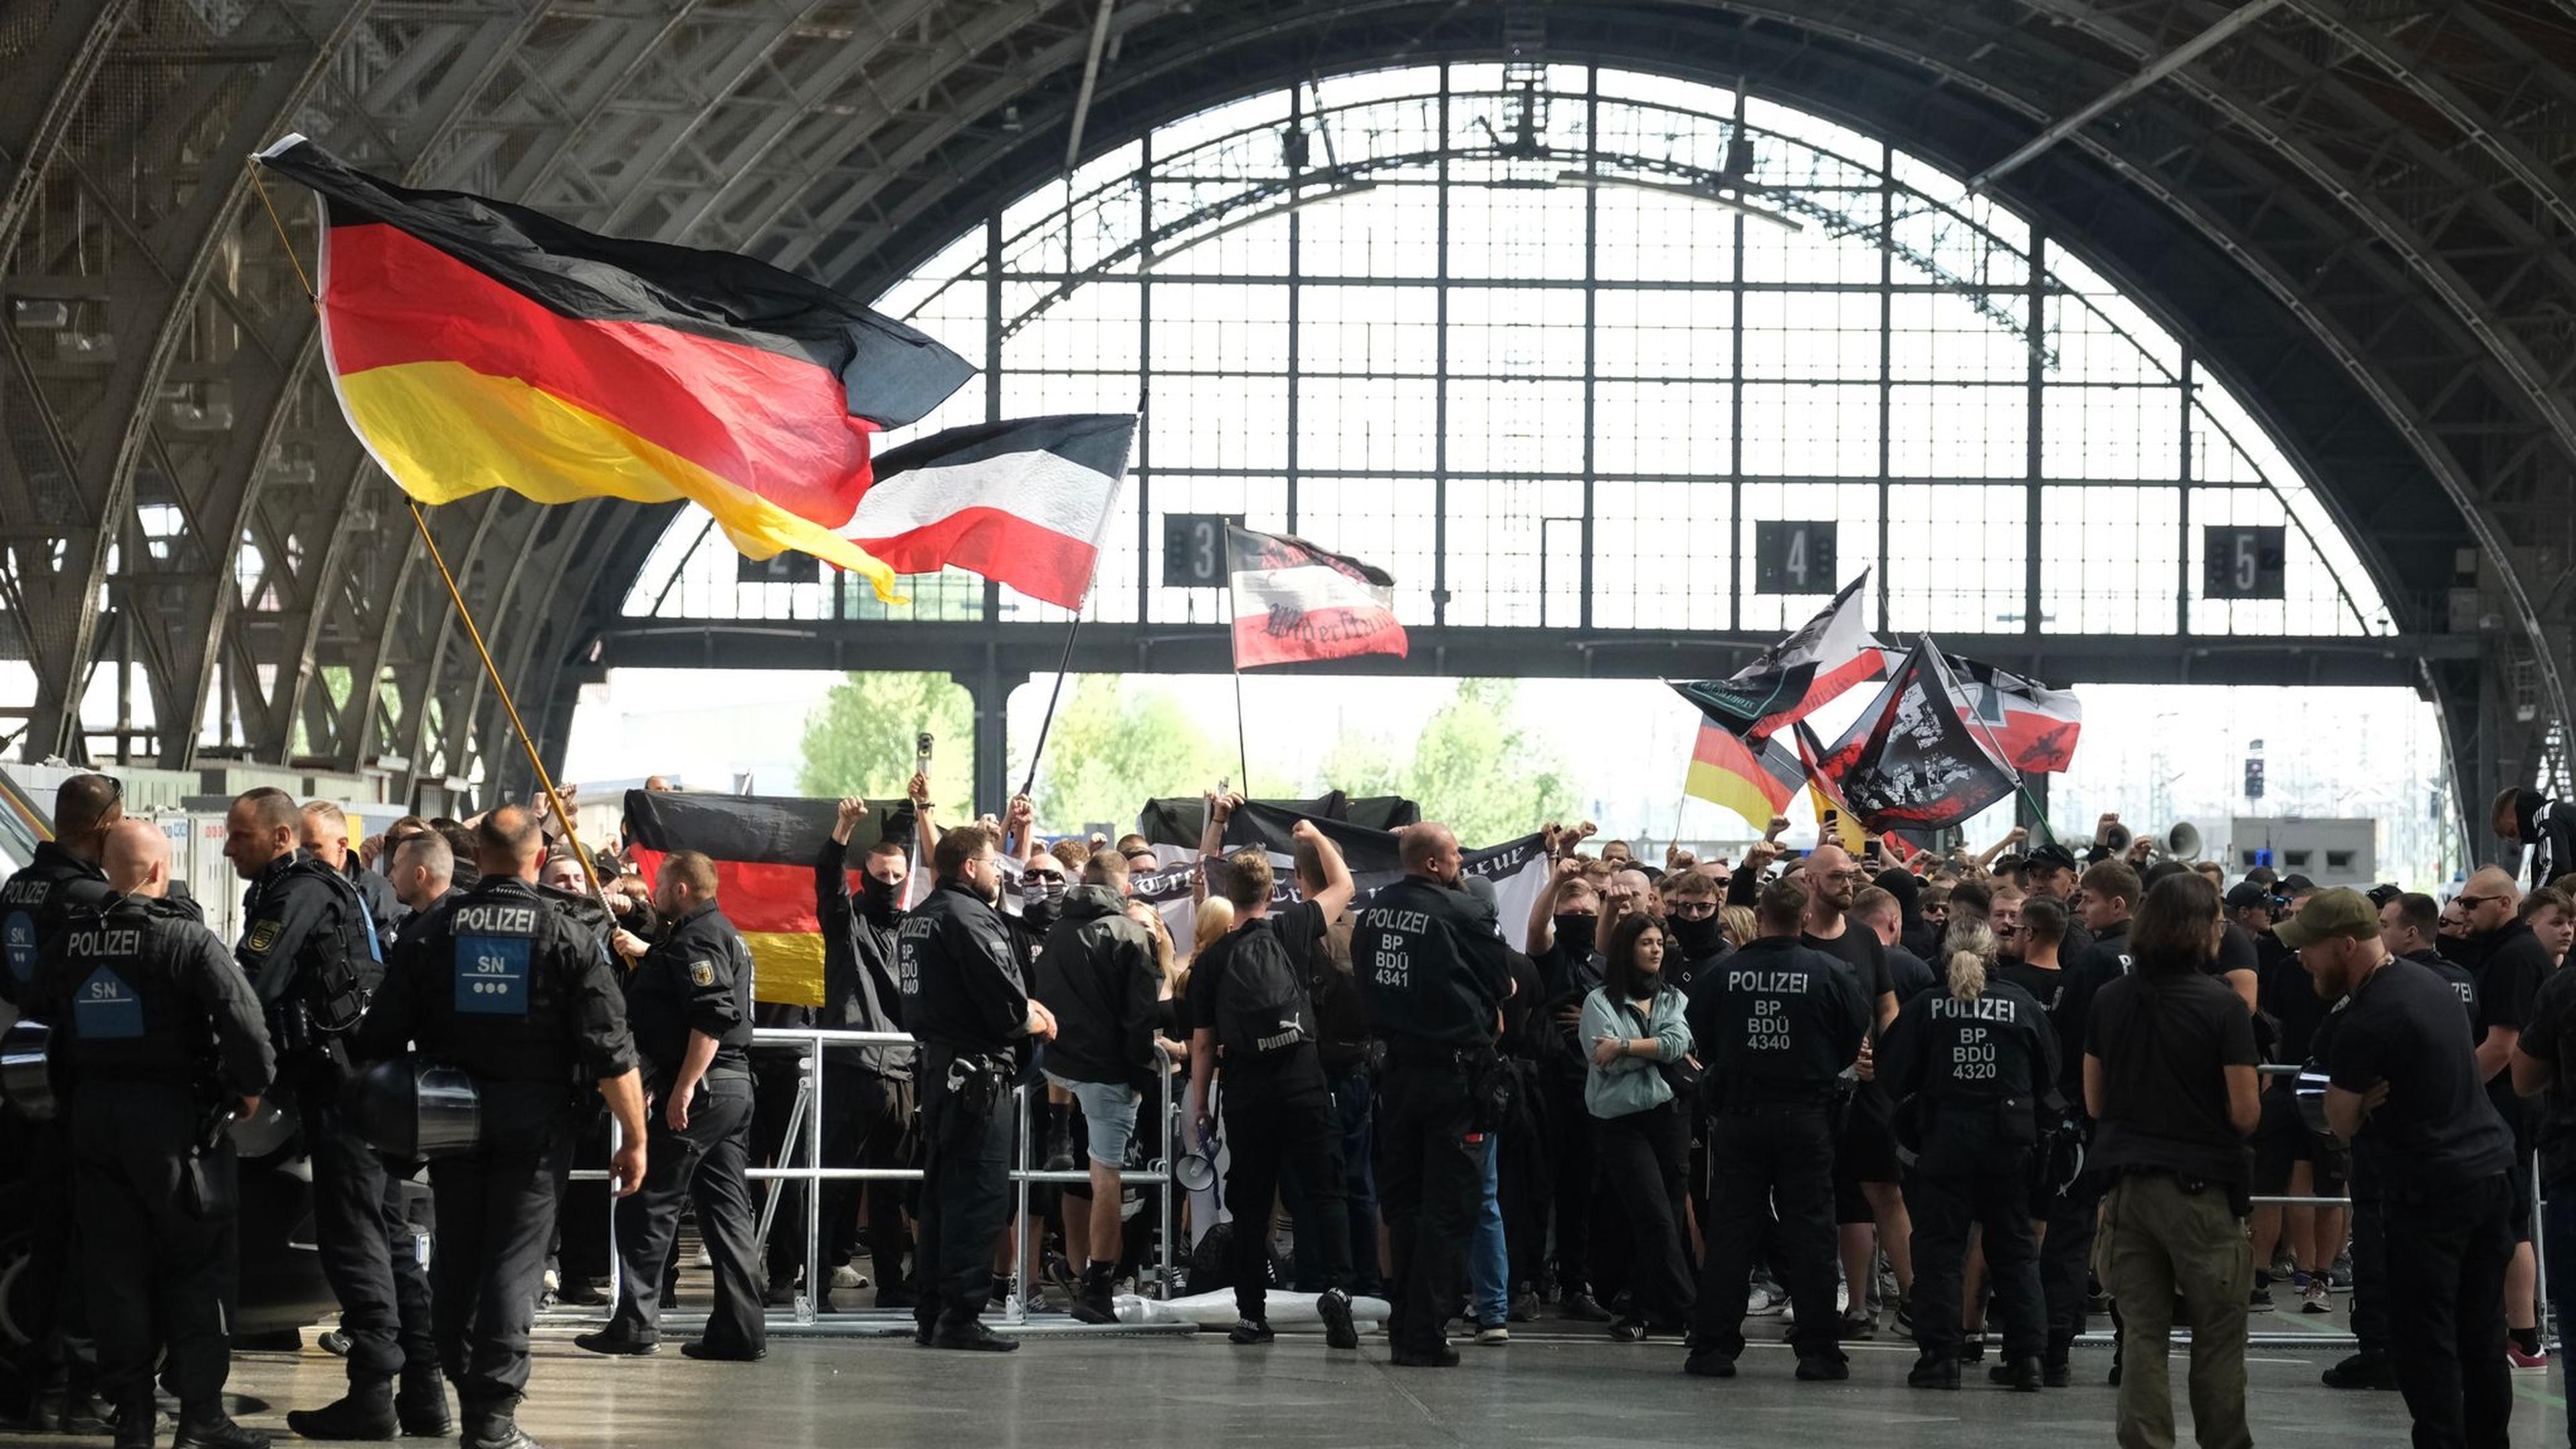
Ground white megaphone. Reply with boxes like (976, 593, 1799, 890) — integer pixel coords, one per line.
(2100, 820, 2133, 857)
(2165, 821, 2203, 861)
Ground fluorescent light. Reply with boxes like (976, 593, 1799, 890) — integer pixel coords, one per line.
(1552, 169, 1804, 231)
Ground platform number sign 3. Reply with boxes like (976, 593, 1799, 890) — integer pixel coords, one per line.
(1162, 513, 1244, 588)
(2202, 525, 2286, 600)
(1755, 521, 1838, 595)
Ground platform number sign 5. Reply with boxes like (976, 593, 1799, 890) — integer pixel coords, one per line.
(1754, 521, 1838, 595)
(2202, 525, 2287, 600)
(1162, 513, 1244, 588)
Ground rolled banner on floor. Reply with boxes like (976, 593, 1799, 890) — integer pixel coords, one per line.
(1114, 1289, 1390, 1330)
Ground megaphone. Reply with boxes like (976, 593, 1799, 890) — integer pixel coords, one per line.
(2166, 822, 2203, 861)
(2100, 820, 2133, 857)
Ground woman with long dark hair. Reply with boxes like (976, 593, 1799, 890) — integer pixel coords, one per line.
(1884, 918, 2059, 1391)
(1578, 911, 1697, 1341)
(2086, 872, 2261, 1449)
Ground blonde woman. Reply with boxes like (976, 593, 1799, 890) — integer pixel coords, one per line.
(1880, 917, 2061, 1393)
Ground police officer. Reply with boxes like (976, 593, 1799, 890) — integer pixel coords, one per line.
(1351, 823, 1513, 1368)
(576, 850, 764, 1361)
(221, 787, 435, 1440)
(1681, 875, 1870, 1381)
(1882, 918, 2059, 1392)
(32, 820, 272, 1449)
(351, 807, 647, 1449)
(1, 771, 120, 1432)
(900, 821, 1056, 1352)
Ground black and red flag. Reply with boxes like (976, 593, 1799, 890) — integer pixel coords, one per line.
(1815, 637, 2017, 830)
(256, 134, 974, 598)
(1876, 647, 2084, 774)
(1226, 526, 1409, 668)
(1670, 573, 1882, 741)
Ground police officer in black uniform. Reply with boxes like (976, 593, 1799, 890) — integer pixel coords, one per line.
(1883, 917, 2059, 1392)
(1682, 875, 1870, 1381)
(900, 821, 1056, 1352)
(576, 850, 764, 1361)
(1352, 823, 1514, 1368)
(351, 807, 647, 1449)
(32, 820, 272, 1449)
(1, 771, 120, 1432)
(221, 787, 438, 1441)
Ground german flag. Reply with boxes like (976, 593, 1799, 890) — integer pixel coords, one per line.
(1680, 719, 1803, 831)
(623, 790, 916, 1009)
(254, 135, 974, 598)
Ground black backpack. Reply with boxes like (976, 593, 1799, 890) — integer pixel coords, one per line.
(1216, 922, 1313, 1062)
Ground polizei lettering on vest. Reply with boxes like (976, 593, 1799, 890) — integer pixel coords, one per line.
(450, 905, 539, 935)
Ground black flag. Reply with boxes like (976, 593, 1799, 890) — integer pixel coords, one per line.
(1817, 638, 2017, 830)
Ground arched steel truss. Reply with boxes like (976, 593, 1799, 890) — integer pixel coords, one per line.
(3, 0, 2571, 837)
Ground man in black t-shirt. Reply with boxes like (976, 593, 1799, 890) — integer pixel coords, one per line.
(2451, 865, 2555, 1365)
(1852, 886, 1934, 1004)
(2290, 890, 2516, 1449)
(2035, 859, 2138, 1377)
(1801, 845, 1907, 1340)
(2512, 952, 2576, 1449)
(1184, 839, 1360, 1353)
(2381, 892, 2478, 1031)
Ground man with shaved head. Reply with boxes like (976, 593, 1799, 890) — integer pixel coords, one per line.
(354, 804, 645, 1449)
(1354, 820, 1513, 1367)
(3, 772, 123, 1432)
(225, 785, 445, 1440)
(32, 818, 272, 1449)
(2452, 863, 2555, 1367)
(301, 802, 403, 952)
(1800, 842, 1909, 1342)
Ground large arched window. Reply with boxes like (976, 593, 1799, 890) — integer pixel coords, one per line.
(623, 62, 2391, 645)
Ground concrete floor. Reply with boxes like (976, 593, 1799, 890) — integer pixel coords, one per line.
(17, 1313, 2567, 1449)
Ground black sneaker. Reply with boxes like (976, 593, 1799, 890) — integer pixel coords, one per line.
(1389, 1343, 1460, 1368)
(1835, 1311, 1875, 1342)
(1794, 1355, 1850, 1381)
(2248, 1286, 2275, 1313)
(1228, 1318, 1275, 1345)
(1959, 1334, 1985, 1364)
(571, 1331, 658, 1358)
(285, 1386, 398, 1440)
(678, 1342, 765, 1362)
(1609, 1318, 1648, 1342)
(1319, 1289, 1359, 1350)
(1070, 1264, 1119, 1326)
(1507, 1289, 1538, 1324)
(1907, 1355, 1958, 1390)
(1560, 1290, 1613, 1322)
(931, 1319, 1019, 1352)
(176, 1413, 273, 1449)
(2321, 1352, 2398, 1390)
(463, 1419, 548, 1449)
(1999, 1356, 2044, 1393)
(1682, 1350, 1737, 1379)
(1891, 1299, 1915, 1339)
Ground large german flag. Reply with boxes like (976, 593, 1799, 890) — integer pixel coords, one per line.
(623, 790, 917, 1009)
(254, 135, 974, 598)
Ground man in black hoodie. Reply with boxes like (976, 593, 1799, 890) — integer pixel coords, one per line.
(1032, 851, 1161, 1323)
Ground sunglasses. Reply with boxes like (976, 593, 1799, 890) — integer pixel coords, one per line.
(2457, 894, 2506, 909)
(1669, 900, 1718, 918)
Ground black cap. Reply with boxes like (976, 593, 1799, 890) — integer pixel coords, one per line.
(2027, 843, 2078, 873)
(2224, 881, 2272, 910)
(2365, 883, 2403, 908)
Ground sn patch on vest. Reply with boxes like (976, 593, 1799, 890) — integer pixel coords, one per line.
(456, 935, 532, 1016)
(75, 965, 144, 1039)
(3, 911, 33, 983)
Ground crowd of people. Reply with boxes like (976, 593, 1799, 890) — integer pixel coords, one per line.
(8, 769, 2576, 1449)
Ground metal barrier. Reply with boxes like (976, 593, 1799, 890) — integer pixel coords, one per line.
(565, 1026, 1181, 1332)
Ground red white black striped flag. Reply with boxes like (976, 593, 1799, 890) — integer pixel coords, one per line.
(1226, 526, 1409, 669)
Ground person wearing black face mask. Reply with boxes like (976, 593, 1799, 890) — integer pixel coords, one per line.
(1662, 871, 1731, 989)
(775, 792, 922, 1310)
(1527, 857, 1609, 1320)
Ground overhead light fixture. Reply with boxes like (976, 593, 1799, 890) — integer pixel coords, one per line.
(1552, 169, 1803, 231)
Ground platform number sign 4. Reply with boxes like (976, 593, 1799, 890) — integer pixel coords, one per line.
(1754, 521, 1838, 595)
(1163, 513, 1244, 588)
(2202, 525, 2286, 600)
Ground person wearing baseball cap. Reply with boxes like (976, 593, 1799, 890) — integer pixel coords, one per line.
(2290, 888, 2516, 1448)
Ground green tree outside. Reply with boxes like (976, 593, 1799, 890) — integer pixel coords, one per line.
(796, 672, 975, 814)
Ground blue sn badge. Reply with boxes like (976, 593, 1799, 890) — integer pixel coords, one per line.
(456, 934, 532, 1015)
(3, 912, 32, 983)
(74, 965, 145, 1039)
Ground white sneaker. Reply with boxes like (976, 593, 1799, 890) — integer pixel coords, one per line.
(830, 1265, 868, 1291)
(1476, 1323, 1509, 1346)
(1745, 1285, 1790, 1317)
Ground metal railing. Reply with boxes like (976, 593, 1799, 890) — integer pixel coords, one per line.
(566, 1026, 1181, 1332)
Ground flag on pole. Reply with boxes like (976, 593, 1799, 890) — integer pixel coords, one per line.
(1671, 573, 1882, 741)
(1819, 638, 2018, 830)
(256, 135, 973, 600)
(1226, 526, 1409, 669)
(1791, 722, 1869, 853)
(849, 414, 1136, 608)
(623, 790, 917, 1008)
(1679, 710, 1806, 829)
(1876, 647, 2084, 773)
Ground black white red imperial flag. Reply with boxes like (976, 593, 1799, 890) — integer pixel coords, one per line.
(1225, 526, 1409, 669)
(1668, 572, 1882, 741)
(852, 414, 1136, 608)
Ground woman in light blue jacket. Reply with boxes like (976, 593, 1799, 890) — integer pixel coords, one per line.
(1581, 911, 1697, 1341)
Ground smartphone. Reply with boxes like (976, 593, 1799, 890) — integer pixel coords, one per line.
(915, 731, 934, 775)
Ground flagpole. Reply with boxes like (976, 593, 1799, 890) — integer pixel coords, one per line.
(1017, 612, 1084, 800)
(1232, 665, 1252, 796)
(405, 502, 612, 908)
(1918, 631, 2057, 847)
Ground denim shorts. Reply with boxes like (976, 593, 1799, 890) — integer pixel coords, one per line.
(1047, 1073, 1141, 1167)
